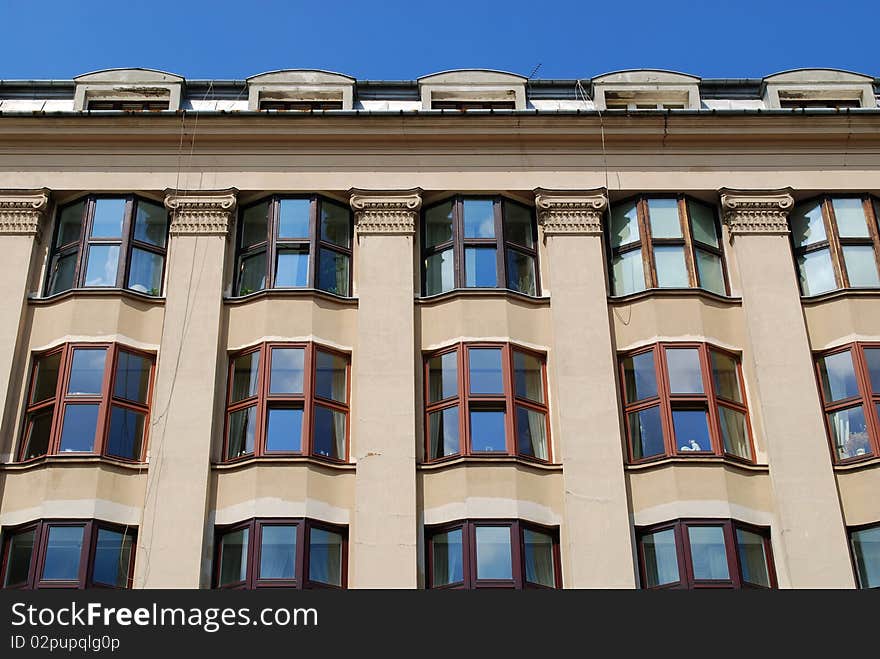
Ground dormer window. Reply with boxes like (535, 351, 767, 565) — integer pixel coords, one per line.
(419, 70, 526, 111)
(247, 70, 355, 112)
(593, 70, 701, 111)
(763, 69, 875, 109)
(73, 69, 183, 112)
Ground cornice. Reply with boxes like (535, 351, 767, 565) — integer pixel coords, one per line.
(534, 188, 608, 235)
(719, 188, 794, 235)
(164, 188, 238, 236)
(0, 188, 50, 240)
(349, 188, 422, 235)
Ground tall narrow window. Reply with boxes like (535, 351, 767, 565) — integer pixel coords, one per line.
(426, 520, 560, 589)
(223, 342, 350, 463)
(214, 518, 346, 589)
(850, 523, 880, 589)
(422, 196, 539, 296)
(46, 195, 168, 297)
(791, 195, 880, 296)
(620, 343, 753, 463)
(0, 520, 135, 590)
(234, 195, 352, 297)
(636, 519, 775, 589)
(815, 343, 880, 463)
(424, 343, 550, 462)
(18, 344, 154, 462)
(608, 196, 727, 296)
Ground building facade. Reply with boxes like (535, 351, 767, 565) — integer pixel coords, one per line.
(0, 67, 878, 589)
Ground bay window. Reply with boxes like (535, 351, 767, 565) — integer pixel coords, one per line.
(424, 343, 550, 462)
(18, 343, 154, 462)
(815, 342, 880, 463)
(637, 519, 775, 589)
(422, 196, 539, 296)
(620, 342, 753, 463)
(791, 195, 880, 296)
(223, 342, 350, 462)
(214, 518, 346, 589)
(1, 520, 135, 589)
(233, 194, 352, 297)
(426, 520, 560, 589)
(608, 195, 727, 296)
(46, 195, 168, 297)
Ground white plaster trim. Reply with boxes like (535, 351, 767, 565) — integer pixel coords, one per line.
(812, 333, 880, 351)
(423, 497, 560, 526)
(631, 501, 775, 528)
(615, 335, 744, 354)
(29, 335, 160, 353)
(225, 336, 354, 353)
(0, 499, 143, 527)
(210, 498, 350, 526)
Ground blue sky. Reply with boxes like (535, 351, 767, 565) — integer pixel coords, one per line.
(1, 0, 876, 80)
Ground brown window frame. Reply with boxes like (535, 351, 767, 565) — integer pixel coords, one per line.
(636, 518, 776, 590)
(620, 342, 755, 464)
(259, 100, 344, 111)
(421, 195, 540, 296)
(425, 519, 561, 589)
(0, 519, 136, 590)
(790, 194, 880, 295)
(607, 194, 729, 296)
(17, 343, 156, 463)
(222, 342, 351, 464)
(233, 194, 353, 297)
(423, 342, 551, 463)
(45, 194, 169, 297)
(213, 518, 347, 590)
(849, 521, 880, 589)
(814, 342, 880, 465)
(87, 100, 170, 111)
(432, 101, 516, 111)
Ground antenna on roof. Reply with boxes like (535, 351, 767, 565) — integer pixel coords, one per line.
(528, 63, 543, 80)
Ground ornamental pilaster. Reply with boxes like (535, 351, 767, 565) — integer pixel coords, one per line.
(349, 189, 423, 236)
(720, 188, 794, 235)
(164, 188, 238, 236)
(533, 188, 608, 236)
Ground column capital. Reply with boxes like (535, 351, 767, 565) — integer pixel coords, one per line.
(719, 188, 794, 235)
(164, 188, 238, 236)
(0, 188, 50, 240)
(534, 188, 608, 236)
(349, 188, 422, 235)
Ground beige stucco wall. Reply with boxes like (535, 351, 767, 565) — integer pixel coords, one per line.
(836, 467, 880, 526)
(803, 296, 880, 350)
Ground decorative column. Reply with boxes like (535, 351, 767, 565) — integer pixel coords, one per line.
(534, 188, 636, 588)
(720, 189, 854, 587)
(135, 189, 237, 588)
(348, 189, 421, 588)
(0, 189, 49, 454)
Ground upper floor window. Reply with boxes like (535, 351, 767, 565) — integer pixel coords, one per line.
(234, 195, 352, 297)
(814, 343, 880, 463)
(426, 520, 560, 589)
(46, 195, 169, 297)
(214, 518, 346, 589)
(850, 523, 880, 588)
(790, 195, 880, 296)
(424, 343, 550, 463)
(421, 196, 539, 296)
(620, 343, 753, 463)
(87, 100, 169, 111)
(224, 342, 350, 463)
(259, 100, 343, 111)
(19, 343, 155, 463)
(432, 101, 516, 111)
(1, 519, 135, 590)
(636, 519, 775, 589)
(608, 195, 727, 296)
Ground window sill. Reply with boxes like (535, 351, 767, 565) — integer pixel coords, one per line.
(211, 455, 356, 472)
(0, 454, 148, 472)
(801, 288, 880, 306)
(832, 455, 880, 472)
(417, 288, 550, 307)
(224, 288, 358, 306)
(624, 455, 768, 473)
(418, 455, 562, 472)
(608, 288, 742, 306)
(29, 288, 165, 306)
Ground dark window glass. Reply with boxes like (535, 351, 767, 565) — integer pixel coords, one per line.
(2, 529, 35, 587)
(265, 408, 303, 452)
(259, 526, 297, 580)
(468, 348, 503, 394)
(68, 348, 107, 395)
(218, 528, 249, 586)
(431, 529, 464, 586)
(92, 529, 133, 587)
(58, 404, 100, 452)
(106, 406, 145, 460)
(851, 524, 880, 589)
(114, 351, 151, 404)
(41, 526, 84, 581)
